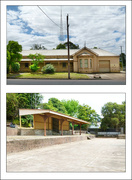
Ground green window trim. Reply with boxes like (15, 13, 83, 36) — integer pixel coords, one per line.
(90, 59, 92, 68)
(84, 59, 88, 68)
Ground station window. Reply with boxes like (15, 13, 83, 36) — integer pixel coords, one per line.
(62, 63, 66, 68)
(25, 63, 29, 68)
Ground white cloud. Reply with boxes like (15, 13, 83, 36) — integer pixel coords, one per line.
(7, 5, 126, 54)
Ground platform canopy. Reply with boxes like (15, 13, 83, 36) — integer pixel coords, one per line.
(19, 109, 90, 125)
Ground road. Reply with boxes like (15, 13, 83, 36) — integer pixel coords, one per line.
(7, 79, 126, 85)
(7, 138, 125, 172)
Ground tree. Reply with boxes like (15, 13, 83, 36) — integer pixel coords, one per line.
(6, 93, 43, 125)
(6, 93, 19, 122)
(7, 50, 11, 73)
(120, 53, 126, 68)
(61, 99, 79, 117)
(64, 41, 79, 49)
(77, 104, 100, 130)
(56, 43, 66, 49)
(30, 44, 47, 50)
(56, 41, 79, 49)
(7, 41, 22, 73)
(41, 98, 68, 114)
(17, 93, 43, 109)
(28, 53, 45, 72)
(101, 102, 125, 132)
(12, 62, 20, 72)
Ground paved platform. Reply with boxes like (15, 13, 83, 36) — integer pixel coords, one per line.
(7, 138, 125, 172)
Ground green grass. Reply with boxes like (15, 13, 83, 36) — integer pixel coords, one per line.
(7, 72, 89, 79)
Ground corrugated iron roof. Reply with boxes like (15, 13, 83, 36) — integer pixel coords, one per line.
(90, 48, 119, 56)
(21, 48, 118, 57)
(21, 49, 78, 56)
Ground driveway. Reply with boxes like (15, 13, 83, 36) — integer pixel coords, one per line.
(87, 72, 126, 80)
(7, 138, 125, 172)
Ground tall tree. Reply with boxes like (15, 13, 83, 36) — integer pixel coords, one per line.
(61, 99, 79, 117)
(101, 102, 125, 132)
(7, 41, 22, 73)
(120, 53, 126, 68)
(64, 41, 79, 49)
(6, 93, 43, 123)
(42, 98, 68, 114)
(77, 104, 101, 129)
(77, 104, 100, 124)
(56, 43, 66, 49)
(17, 93, 43, 109)
(56, 41, 79, 49)
(30, 44, 47, 50)
(6, 93, 19, 122)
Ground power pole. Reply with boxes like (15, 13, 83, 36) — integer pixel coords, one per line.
(120, 46, 123, 70)
(67, 14, 70, 79)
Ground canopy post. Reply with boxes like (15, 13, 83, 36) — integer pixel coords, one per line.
(80, 124, 81, 135)
(60, 119, 64, 136)
(72, 122, 74, 135)
(33, 115, 35, 129)
(20, 115, 21, 128)
(44, 118, 46, 136)
(42, 115, 50, 136)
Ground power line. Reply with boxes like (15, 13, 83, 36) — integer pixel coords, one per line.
(37, 5, 61, 29)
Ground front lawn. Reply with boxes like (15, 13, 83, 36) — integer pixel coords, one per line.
(7, 72, 90, 79)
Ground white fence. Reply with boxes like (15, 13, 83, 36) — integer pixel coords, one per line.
(98, 132, 120, 135)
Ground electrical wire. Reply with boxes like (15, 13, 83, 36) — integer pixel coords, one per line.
(37, 5, 61, 29)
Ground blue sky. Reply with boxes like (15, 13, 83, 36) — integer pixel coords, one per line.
(7, 5, 126, 54)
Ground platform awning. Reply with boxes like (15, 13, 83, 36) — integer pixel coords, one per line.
(19, 109, 90, 125)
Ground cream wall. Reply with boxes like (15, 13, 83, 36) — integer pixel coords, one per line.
(34, 114, 69, 131)
(20, 50, 120, 73)
(20, 61, 73, 72)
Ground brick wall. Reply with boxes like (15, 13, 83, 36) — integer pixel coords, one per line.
(7, 135, 88, 154)
(6, 127, 20, 136)
(20, 129, 52, 136)
(20, 129, 71, 136)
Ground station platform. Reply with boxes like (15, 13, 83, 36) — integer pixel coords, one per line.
(7, 134, 95, 154)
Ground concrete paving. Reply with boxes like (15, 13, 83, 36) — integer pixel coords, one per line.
(7, 138, 125, 172)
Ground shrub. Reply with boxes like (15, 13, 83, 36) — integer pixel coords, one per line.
(29, 63, 40, 72)
(41, 64, 55, 74)
(13, 119, 19, 125)
(21, 115, 33, 127)
(12, 62, 20, 72)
